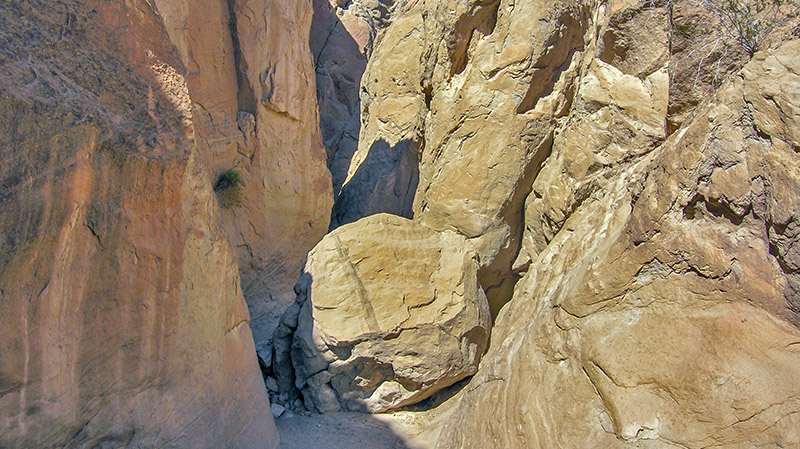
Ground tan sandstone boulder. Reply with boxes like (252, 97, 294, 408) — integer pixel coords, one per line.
(286, 214, 491, 413)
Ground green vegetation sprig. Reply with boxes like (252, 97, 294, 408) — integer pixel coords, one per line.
(214, 168, 245, 208)
(689, 0, 799, 56)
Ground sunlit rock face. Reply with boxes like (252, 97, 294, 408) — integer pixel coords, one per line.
(282, 214, 490, 413)
(433, 23, 800, 449)
(3, 0, 800, 445)
(294, 0, 800, 445)
(154, 0, 334, 348)
(0, 1, 278, 447)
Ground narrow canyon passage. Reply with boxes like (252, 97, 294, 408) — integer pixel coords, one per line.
(2, 0, 800, 448)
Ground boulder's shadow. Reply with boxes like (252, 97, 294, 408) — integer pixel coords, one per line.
(276, 411, 421, 449)
(310, 0, 368, 200)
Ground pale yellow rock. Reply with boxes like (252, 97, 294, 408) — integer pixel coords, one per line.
(337, 0, 597, 314)
(315, 5, 800, 446)
(337, 0, 675, 320)
(290, 214, 491, 413)
(230, 0, 333, 344)
(519, 0, 670, 270)
(329, 1, 427, 228)
(433, 40, 800, 449)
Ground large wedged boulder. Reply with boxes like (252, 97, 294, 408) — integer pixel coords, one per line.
(286, 214, 491, 413)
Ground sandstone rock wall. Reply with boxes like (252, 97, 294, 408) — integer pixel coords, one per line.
(0, 1, 279, 447)
(153, 0, 334, 346)
(332, 0, 595, 315)
(292, 0, 800, 445)
(312, 0, 370, 202)
(331, 0, 751, 321)
(4, 0, 800, 445)
(434, 39, 800, 448)
(229, 0, 334, 345)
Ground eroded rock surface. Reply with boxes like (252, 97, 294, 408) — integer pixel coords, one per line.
(0, 1, 277, 447)
(335, 0, 594, 314)
(280, 214, 490, 413)
(434, 38, 800, 449)
(155, 0, 334, 346)
(291, 0, 800, 446)
(4, 0, 800, 445)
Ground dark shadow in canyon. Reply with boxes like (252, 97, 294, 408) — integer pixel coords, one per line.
(329, 138, 420, 229)
(310, 0, 367, 202)
(275, 411, 417, 449)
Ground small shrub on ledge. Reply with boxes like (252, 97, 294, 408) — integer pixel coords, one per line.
(214, 168, 244, 209)
(689, 0, 800, 56)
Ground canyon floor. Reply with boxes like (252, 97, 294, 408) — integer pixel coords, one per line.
(276, 411, 433, 449)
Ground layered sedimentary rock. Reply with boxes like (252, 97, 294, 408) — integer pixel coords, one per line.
(0, 1, 277, 447)
(521, 0, 670, 263)
(434, 32, 800, 449)
(154, 0, 333, 346)
(279, 214, 490, 413)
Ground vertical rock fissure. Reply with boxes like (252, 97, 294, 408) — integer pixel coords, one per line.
(479, 131, 555, 318)
(226, 0, 258, 116)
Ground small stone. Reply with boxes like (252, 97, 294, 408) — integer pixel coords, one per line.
(255, 341, 273, 372)
(270, 403, 285, 418)
(265, 377, 278, 392)
(236, 110, 256, 136)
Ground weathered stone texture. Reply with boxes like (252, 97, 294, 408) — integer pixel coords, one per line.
(303, 0, 800, 445)
(0, 1, 278, 447)
(282, 214, 490, 413)
(434, 39, 800, 449)
(335, 0, 594, 314)
(153, 0, 334, 346)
